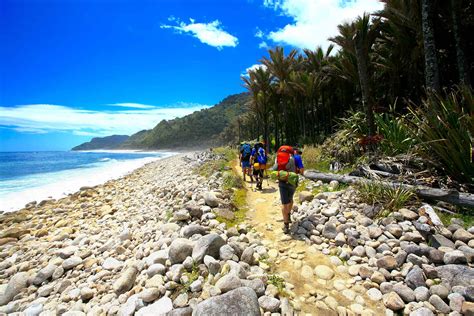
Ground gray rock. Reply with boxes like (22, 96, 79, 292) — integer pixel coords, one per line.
(136, 296, 173, 316)
(139, 288, 163, 303)
(448, 292, 465, 313)
(203, 255, 221, 275)
(386, 224, 402, 238)
(169, 238, 194, 264)
(399, 208, 418, 220)
(459, 245, 474, 263)
(118, 294, 142, 316)
(167, 307, 193, 316)
(24, 303, 43, 316)
(430, 284, 449, 299)
(80, 287, 94, 300)
(33, 264, 57, 286)
(407, 253, 425, 266)
(147, 264, 166, 277)
(298, 191, 314, 202)
(215, 274, 242, 293)
(435, 264, 474, 288)
(322, 203, 339, 217)
(174, 209, 191, 221)
(185, 203, 203, 219)
(145, 250, 169, 266)
(314, 265, 334, 280)
(204, 192, 219, 207)
(240, 247, 255, 265)
(174, 293, 188, 308)
(414, 286, 430, 302)
(406, 266, 425, 289)
(444, 250, 467, 264)
(322, 222, 337, 239)
(453, 228, 473, 243)
(428, 294, 450, 313)
(0, 272, 29, 305)
(258, 295, 280, 312)
(189, 279, 203, 293)
(429, 234, 455, 249)
(182, 225, 207, 238)
(409, 307, 434, 316)
(62, 256, 82, 270)
(113, 266, 138, 294)
(366, 288, 383, 301)
(393, 284, 416, 303)
(103, 257, 123, 270)
(192, 287, 260, 316)
(241, 279, 265, 297)
(219, 244, 235, 261)
(192, 234, 225, 262)
(368, 226, 383, 239)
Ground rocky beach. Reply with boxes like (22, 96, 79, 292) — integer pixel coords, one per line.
(0, 150, 473, 315)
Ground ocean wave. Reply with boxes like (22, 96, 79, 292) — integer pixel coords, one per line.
(0, 155, 172, 213)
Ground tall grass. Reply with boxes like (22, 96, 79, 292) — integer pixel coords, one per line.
(374, 111, 417, 156)
(355, 181, 416, 216)
(408, 86, 473, 183)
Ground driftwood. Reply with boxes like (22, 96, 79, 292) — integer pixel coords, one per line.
(304, 170, 474, 208)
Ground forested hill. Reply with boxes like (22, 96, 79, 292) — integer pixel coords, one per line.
(72, 135, 130, 151)
(119, 92, 249, 149)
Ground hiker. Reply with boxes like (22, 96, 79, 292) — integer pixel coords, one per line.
(239, 142, 253, 182)
(251, 142, 267, 190)
(293, 148, 304, 175)
(272, 145, 304, 234)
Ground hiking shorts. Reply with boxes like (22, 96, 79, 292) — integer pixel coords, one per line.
(279, 181, 296, 205)
(241, 160, 251, 168)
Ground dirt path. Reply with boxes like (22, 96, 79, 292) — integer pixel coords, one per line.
(233, 160, 385, 315)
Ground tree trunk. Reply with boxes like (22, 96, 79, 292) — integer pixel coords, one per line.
(354, 39, 376, 136)
(304, 171, 474, 208)
(450, 0, 471, 86)
(421, 0, 441, 92)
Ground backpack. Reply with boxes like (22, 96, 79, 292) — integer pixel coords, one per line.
(256, 147, 267, 164)
(276, 145, 295, 171)
(241, 143, 251, 160)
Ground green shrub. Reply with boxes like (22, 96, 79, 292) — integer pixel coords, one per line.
(408, 86, 474, 183)
(375, 111, 417, 156)
(222, 171, 244, 190)
(355, 181, 416, 215)
(267, 275, 286, 293)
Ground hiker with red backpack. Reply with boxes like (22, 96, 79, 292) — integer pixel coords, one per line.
(271, 145, 304, 234)
(239, 142, 253, 182)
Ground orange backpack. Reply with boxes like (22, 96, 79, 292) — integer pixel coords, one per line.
(276, 145, 293, 171)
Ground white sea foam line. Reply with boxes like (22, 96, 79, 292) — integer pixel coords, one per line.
(0, 154, 175, 213)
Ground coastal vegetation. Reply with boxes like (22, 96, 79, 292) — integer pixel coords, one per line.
(238, 0, 473, 195)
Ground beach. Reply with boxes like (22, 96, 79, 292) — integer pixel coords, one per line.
(0, 151, 273, 314)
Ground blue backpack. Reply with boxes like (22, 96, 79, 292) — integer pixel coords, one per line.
(241, 143, 251, 159)
(256, 147, 267, 164)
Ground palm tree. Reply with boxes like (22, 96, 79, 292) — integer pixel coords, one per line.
(421, 0, 440, 92)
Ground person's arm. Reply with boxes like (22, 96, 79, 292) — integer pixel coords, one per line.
(295, 155, 304, 174)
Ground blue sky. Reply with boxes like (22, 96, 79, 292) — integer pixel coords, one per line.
(0, 0, 383, 151)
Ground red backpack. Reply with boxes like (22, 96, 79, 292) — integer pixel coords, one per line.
(276, 145, 293, 171)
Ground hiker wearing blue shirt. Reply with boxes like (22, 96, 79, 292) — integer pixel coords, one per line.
(293, 148, 304, 175)
(251, 142, 267, 190)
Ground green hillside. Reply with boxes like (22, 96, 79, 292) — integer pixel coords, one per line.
(72, 135, 130, 151)
(120, 92, 249, 149)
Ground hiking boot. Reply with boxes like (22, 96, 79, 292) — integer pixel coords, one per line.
(283, 223, 290, 234)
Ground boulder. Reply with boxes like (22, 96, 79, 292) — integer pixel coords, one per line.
(314, 265, 334, 280)
(192, 234, 225, 262)
(169, 238, 194, 264)
(136, 296, 173, 316)
(376, 255, 398, 270)
(429, 234, 455, 249)
(215, 274, 242, 293)
(113, 266, 138, 294)
(383, 292, 405, 311)
(406, 266, 425, 289)
(258, 295, 280, 312)
(193, 287, 260, 316)
(182, 225, 207, 238)
(298, 191, 314, 203)
(399, 208, 418, 220)
(435, 264, 474, 288)
(453, 228, 473, 243)
(0, 272, 29, 305)
(322, 223, 337, 239)
(204, 192, 219, 207)
(443, 250, 467, 264)
(33, 264, 57, 286)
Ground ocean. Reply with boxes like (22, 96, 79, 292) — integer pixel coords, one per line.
(0, 150, 174, 213)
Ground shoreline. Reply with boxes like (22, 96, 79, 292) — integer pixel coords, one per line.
(0, 151, 183, 214)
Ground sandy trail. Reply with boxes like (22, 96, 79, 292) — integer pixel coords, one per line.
(233, 160, 385, 315)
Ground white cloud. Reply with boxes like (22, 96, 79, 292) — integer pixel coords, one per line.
(255, 27, 264, 38)
(262, 0, 384, 50)
(161, 18, 238, 50)
(0, 103, 210, 137)
(108, 103, 156, 109)
(242, 64, 267, 77)
(259, 41, 269, 49)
